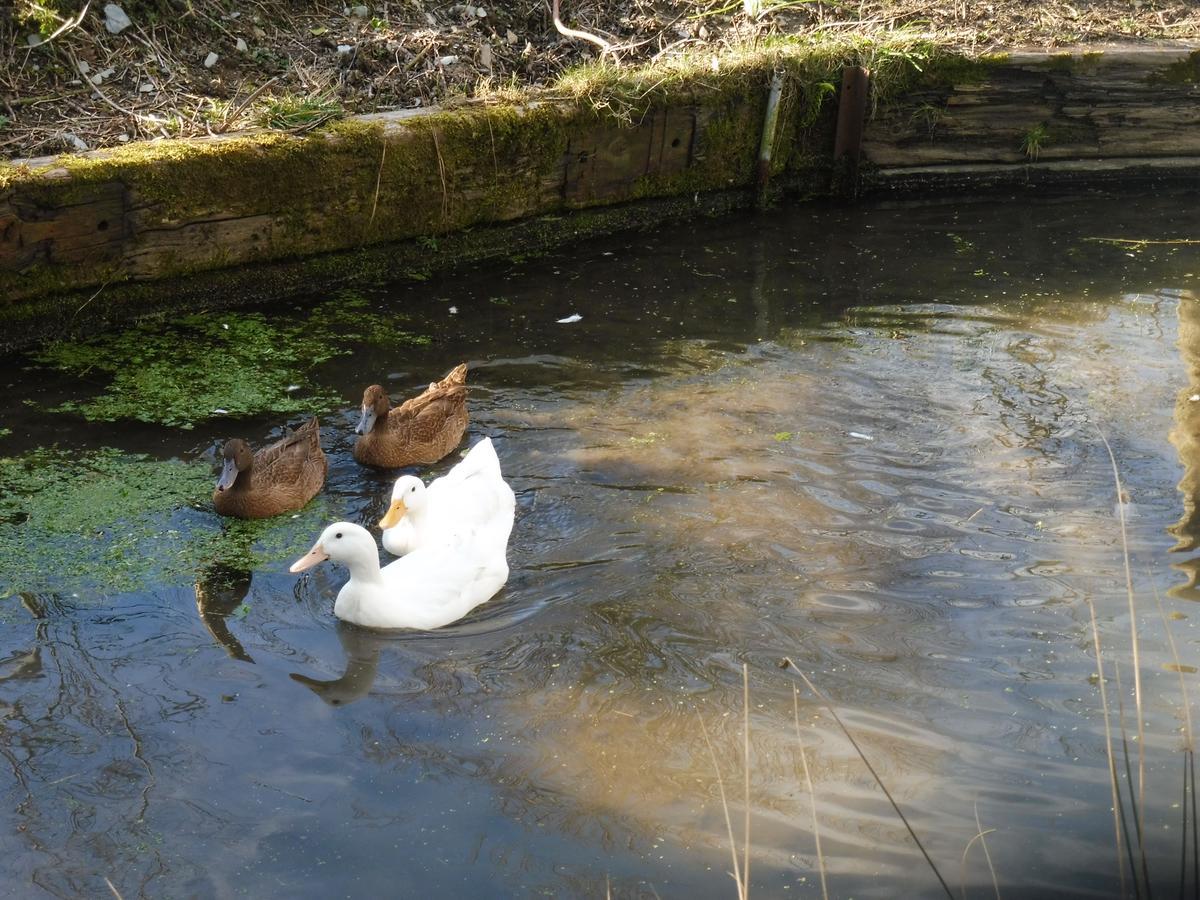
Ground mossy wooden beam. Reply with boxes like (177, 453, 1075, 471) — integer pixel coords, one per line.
(0, 90, 773, 317)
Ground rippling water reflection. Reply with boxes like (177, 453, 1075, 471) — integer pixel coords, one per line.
(2, 193, 1199, 897)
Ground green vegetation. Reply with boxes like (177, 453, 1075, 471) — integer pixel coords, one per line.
(1149, 50, 1200, 85)
(0, 447, 207, 596)
(33, 290, 430, 428)
(1021, 123, 1048, 160)
(256, 94, 346, 130)
(0, 445, 337, 598)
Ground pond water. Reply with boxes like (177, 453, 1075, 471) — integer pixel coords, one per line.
(2, 190, 1199, 898)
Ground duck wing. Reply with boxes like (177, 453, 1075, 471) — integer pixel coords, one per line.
(378, 535, 508, 629)
(254, 417, 327, 489)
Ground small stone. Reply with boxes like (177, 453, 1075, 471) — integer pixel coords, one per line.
(104, 3, 132, 34)
(350, 4, 369, 16)
(117, 133, 130, 142)
(479, 43, 492, 72)
(90, 73, 104, 85)
(448, 306, 458, 315)
(476, 6, 487, 16)
(236, 37, 248, 51)
(337, 44, 354, 54)
(64, 133, 89, 151)
(439, 55, 458, 66)
(506, 29, 517, 44)
(77, 60, 91, 75)
(204, 51, 219, 67)
(27, 33, 43, 47)
(139, 82, 154, 92)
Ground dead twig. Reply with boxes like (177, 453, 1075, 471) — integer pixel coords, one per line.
(366, 141, 387, 235)
(552, 0, 615, 56)
(29, 1, 91, 52)
(1086, 597, 1130, 900)
(431, 128, 449, 221)
(1094, 427, 1148, 867)
(697, 710, 746, 900)
(782, 658, 954, 900)
(217, 76, 280, 133)
(792, 686, 828, 900)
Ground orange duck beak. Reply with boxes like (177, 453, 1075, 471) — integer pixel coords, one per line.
(378, 498, 407, 530)
(289, 541, 329, 573)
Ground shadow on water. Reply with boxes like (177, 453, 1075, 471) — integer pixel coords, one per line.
(2, 191, 1200, 897)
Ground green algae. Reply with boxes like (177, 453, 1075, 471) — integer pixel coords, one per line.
(0, 446, 338, 598)
(32, 290, 430, 428)
(0, 448, 210, 597)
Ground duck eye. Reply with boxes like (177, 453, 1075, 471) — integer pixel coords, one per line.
(410, 486, 416, 493)
(335, 531, 343, 539)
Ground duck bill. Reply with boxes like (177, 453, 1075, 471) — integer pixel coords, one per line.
(378, 499, 407, 530)
(355, 406, 377, 436)
(289, 542, 329, 573)
(215, 457, 238, 492)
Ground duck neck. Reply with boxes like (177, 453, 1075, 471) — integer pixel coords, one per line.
(335, 551, 388, 623)
(405, 502, 431, 530)
(343, 552, 386, 587)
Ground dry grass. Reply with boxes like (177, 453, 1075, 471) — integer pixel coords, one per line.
(3, 0, 1199, 159)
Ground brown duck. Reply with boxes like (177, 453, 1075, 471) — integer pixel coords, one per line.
(213, 417, 327, 518)
(353, 363, 469, 468)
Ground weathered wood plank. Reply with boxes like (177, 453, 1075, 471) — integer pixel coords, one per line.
(863, 43, 1200, 167)
(0, 182, 127, 270)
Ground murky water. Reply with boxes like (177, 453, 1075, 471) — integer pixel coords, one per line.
(2, 191, 1199, 898)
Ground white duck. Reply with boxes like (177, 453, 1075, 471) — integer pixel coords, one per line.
(379, 436, 515, 558)
(289, 522, 508, 629)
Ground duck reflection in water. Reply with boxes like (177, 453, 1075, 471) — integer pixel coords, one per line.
(289, 623, 386, 706)
(193, 563, 254, 663)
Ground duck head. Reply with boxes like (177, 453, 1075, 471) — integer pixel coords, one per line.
(355, 385, 390, 435)
(379, 475, 427, 529)
(289, 522, 377, 573)
(215, 439, 254, 492)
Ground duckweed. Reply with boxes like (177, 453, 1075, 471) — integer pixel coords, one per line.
(0, 446, 336, 597)
(34, 291, 430, 428)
